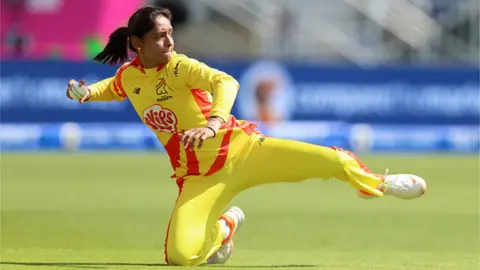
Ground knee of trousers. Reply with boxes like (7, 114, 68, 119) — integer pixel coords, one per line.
(165, 244, 202, 266)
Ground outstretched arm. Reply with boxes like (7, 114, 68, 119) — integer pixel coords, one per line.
(87, 76, 126, 102)
(66, 65, 128, 103)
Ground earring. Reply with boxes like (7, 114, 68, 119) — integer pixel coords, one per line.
(137, 48, 141, 51)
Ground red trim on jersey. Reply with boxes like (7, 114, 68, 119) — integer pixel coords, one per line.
(204, 129, 234, 176)
(164, 134, 181, 172)
(112, 64, 128, 98)
(190, 89, 212, 120)
(112, 82, 123, 97)
(222, 116, 259, 136)
(164, 177, 185, 264)
(157, 64, 165, 72)
(130, 55, 164, 73)
(130, 56, 145, 74)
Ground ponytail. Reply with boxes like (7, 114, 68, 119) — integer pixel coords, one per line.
(93, 27, 130, 65)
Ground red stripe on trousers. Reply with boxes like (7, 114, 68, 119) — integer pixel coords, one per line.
(164, 177, 185, 264)
(204, 129, 234, 176)
(185, 148, 200, 176)
(190, 89, 211, 120)
(202, 117, 259, 176)
(188, 89, 211, 177)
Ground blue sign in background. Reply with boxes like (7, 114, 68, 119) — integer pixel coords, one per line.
(1, 122, 478, 153)
(1, 60, 479, 125)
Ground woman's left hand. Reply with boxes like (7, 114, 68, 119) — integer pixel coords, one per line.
(181, 127, 216, 150)
(181, 117, 223, 150)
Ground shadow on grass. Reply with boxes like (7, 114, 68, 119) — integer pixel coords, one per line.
(211, 265, 318, 268)
(1, 261, 318, 269)
(0, 262, 165, 269)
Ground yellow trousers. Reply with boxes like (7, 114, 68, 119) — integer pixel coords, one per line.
(164, 134, 383, 266)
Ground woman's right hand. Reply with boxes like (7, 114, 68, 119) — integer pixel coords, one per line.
(66, 79, 91, 104)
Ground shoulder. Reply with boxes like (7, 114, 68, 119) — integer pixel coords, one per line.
(112, 62, 136, 91)
(166, 53, 203, 76)
(116, 56, 149, 78)
(168, 52, 198, 66)
(114, 62, 134, 78)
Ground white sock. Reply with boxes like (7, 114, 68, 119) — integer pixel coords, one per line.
(219, 219, 231, 241)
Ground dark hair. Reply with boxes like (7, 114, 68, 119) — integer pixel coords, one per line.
(93, 6, 172, 65)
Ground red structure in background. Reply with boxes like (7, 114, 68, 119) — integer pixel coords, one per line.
(1, 0, 145, 60)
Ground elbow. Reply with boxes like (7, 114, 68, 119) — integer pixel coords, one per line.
(230, 76, 240, 90)
(217, 74, 239, 91)
(210, 75, 239, 122)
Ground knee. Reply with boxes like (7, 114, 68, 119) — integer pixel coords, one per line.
(165, 244, 200, 266)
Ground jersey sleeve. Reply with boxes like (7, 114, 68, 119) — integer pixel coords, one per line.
(176, 57, 240, 122)
(87, 65, 128, 102)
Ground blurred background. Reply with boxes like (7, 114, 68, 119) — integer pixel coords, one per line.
(0, 0, 479, 153)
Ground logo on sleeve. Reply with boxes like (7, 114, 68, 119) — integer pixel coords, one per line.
(173, 60, 182, 77)
(143, 104, 178, 133)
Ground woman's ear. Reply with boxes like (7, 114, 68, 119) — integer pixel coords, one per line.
(130, 36, 142, 52)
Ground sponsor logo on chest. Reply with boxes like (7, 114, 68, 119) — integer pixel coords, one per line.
(143, 104, 178, 133)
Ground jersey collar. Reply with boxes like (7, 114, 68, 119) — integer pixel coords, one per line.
(130, 53, 175, 74)
(130, 56, 145, 74)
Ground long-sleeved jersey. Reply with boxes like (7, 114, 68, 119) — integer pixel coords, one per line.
(88, 52, 259, 179)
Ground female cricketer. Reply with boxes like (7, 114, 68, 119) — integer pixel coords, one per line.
(65, 6, 427, 266)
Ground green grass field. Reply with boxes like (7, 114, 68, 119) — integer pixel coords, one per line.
(1, 153, 478, 270)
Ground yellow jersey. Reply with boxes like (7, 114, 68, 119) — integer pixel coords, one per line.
(87, 52, 259, 179)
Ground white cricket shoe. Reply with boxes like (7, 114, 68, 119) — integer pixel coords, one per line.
(207, 206, 245, 264)
(358, 170, 427, 200)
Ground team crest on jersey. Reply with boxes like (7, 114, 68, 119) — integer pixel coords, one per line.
(156, 78, 174, 102)
(156, 78, 174, 95)
(143, 104, 178, 133)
